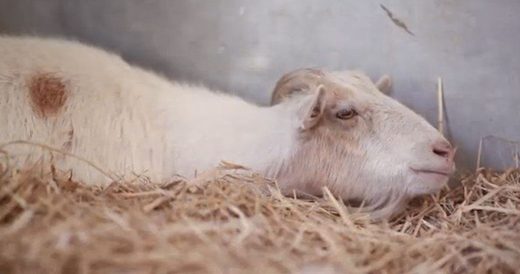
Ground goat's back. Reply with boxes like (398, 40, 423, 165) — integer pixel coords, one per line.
(0, 36, 176, 184)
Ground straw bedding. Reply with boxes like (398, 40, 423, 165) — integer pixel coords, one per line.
(0, 160, 519, 274)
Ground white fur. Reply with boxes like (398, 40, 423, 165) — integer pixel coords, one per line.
(0, 36, 299, 183)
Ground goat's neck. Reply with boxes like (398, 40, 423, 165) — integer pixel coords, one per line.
(167, 94, 301, 179)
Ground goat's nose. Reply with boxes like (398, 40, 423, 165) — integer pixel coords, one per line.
(432, 140, 454, 160)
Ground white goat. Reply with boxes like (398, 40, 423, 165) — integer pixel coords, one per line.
(0, 36, 455, 218)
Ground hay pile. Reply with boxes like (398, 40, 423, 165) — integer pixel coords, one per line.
(0, 162, 519, 274)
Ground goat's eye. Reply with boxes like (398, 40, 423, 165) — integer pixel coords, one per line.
(336, 109, 357, 120)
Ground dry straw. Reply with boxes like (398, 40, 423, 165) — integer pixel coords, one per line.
(0, 155, 519, 274)
(437, 77, 444, 135)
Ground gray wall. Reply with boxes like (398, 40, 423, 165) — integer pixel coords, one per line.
(1, 0, 519, 171)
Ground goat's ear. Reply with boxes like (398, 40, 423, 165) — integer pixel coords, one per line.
(271, 68, 323, 105)
(375, 74, 392, 94)
(301, 85, 327, 130)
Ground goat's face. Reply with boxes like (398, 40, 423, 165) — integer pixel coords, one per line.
(274, 69, 455, 218)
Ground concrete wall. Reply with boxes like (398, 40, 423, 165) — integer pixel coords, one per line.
(1, 0, 519, 170)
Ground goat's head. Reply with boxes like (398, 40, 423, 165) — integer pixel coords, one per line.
(273, 68, 455, 218)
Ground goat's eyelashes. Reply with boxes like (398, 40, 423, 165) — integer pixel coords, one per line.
(336, 109, 357, 120)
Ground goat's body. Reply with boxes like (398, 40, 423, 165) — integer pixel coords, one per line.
(0, 36, 455, 219)
(0, 36, 294, 184)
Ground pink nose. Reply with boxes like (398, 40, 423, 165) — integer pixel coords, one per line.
(432, 140, 455, 161)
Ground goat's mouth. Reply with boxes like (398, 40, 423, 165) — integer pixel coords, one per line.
(407, 167, 454, 195)
(411, 168, 452, 177)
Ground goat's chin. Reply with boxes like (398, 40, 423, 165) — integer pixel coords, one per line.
(356, 187, 409, 220)
(406, 173, 449, 196)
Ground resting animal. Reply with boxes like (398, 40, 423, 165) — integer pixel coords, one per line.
(0, 36, 455, 218)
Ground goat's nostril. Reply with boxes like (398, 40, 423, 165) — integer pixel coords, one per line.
(432, 141, 453, 159)
(433, 147, 450, 158)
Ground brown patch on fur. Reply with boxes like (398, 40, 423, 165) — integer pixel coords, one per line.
(28, 73, 68, 118)
(271, 69, 366, 105)
(277, 118, 364, 197)
(271, 68, 325, 105)
(62, 127, 74, 151)
(275, 83, 368, 197)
